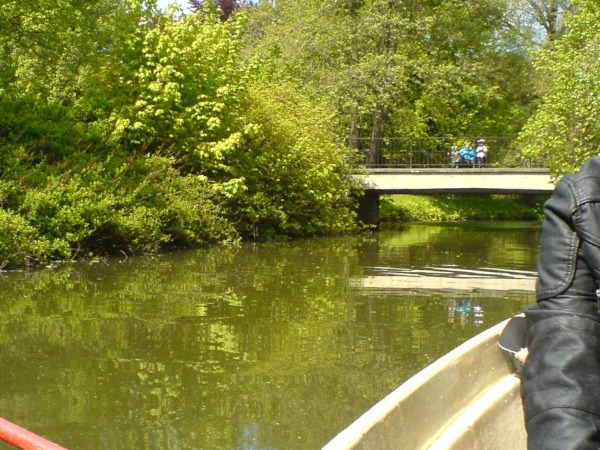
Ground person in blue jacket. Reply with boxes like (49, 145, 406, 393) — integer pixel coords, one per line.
(458, 140, 474, 167)
(521, 156, 600, 449)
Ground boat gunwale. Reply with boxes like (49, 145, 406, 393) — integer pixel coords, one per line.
(322, 319, 515, 449)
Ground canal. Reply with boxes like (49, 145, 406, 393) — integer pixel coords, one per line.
(0, 221, 540, 449)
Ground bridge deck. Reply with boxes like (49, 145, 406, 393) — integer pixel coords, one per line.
(354, 168, 555, 195)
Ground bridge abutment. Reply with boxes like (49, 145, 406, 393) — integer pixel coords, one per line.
(358, 192, 380, 225)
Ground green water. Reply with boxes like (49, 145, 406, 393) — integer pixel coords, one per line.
(0, 222, 540, 449)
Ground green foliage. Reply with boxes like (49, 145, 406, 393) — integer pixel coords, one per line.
(0, 155, 237, 269)
(20, 175, 112, 257)
(518, 0, 600, 176)
(0, 95, 113, 166)
(110, 3, 251, 171)
(100, 155, 238, 251)
(0, 0, 363, 269)
(228, 81, 359, 238)
(249, 0, 536, 148)
(0, 0, 146, 117)
(380, 194, 544, 222)
(0, 0, 570, 269)
(0, 209, 47, 268)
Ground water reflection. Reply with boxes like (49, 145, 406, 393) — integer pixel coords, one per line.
(448, 297, 484, 327)
(0, 222, 540, 450)
(351, 265, 536, 292)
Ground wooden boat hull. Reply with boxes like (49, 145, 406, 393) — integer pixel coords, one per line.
(323, 320, 526, 449)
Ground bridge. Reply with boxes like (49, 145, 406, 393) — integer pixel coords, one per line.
(354, 168, 556, 225)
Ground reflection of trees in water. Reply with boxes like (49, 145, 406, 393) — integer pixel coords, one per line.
(0, 237, 372, 449)
(378, 223, 541, 269)
(0, 226, 536, 449)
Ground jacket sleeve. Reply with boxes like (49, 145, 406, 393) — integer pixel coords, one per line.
(534, 178, 579, 300)
(575, 199, 600, 285)
(522, 176, 600, 450)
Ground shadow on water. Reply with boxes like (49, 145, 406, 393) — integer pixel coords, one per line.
(0, 221, 540, 449)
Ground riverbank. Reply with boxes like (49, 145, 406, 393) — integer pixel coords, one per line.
(379, 194, 545, 222)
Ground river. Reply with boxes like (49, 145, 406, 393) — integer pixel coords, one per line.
(0, 221, 540, 449)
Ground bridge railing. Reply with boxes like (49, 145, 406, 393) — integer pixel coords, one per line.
(346, 137, 544, 169)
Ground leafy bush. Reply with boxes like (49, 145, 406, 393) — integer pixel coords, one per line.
(0, 95, 112, 164)
(162, 174, 237, 246)
(109, 3, 250, 170)
(0, 154, 239, 269)
(226, 81, 358, 239)
(0, 4, 364, 269)
(0, 209, 47, 268)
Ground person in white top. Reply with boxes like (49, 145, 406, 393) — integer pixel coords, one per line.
(475, 139, 488, 168)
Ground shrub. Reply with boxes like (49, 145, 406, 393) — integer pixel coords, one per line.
(227, 81, 358, 238)
(0, 209, 49, 268)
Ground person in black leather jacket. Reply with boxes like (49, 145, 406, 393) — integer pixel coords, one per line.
(522, 156, 600, 449)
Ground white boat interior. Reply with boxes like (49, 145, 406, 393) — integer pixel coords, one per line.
(322, 320, 527, 449)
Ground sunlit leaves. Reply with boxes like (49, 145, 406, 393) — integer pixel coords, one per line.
(518, 0, 600, 175)
(110, 3, 251, 175)
(248, 0, 535, 153)
(229, 81, 358, 238)
(0, 0, 146, 119)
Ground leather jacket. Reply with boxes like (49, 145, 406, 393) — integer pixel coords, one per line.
(522, 156, 600, 449)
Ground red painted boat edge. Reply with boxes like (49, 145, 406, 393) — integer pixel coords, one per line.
(0, 417, 68, 450)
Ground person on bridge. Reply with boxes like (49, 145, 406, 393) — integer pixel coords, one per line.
(449, 145, 460, 169)
(521, 156, 600, 449)
(475, 139, 488, 168)
(458, 141, 474, 167)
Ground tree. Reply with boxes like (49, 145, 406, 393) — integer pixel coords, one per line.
(109, 1, 250, 174)
(0, 0, 153, 168)
(248, 0, 536, 165)
(0, 0, 148, 118)
(504, 0, 573, 46)
(518, 0, 600, 176)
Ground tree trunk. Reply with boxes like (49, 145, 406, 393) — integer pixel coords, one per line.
(349, 104, 360, 150)
(366, 104, 389, 166)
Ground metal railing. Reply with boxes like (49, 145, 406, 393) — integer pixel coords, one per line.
(346, 137, 544, 169)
